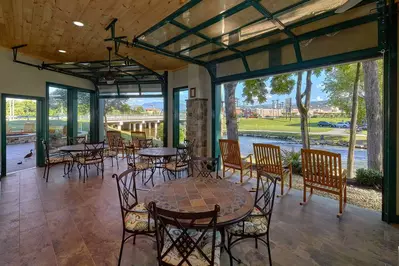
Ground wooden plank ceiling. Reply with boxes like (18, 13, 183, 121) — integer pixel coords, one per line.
(0, 0, 188, 71)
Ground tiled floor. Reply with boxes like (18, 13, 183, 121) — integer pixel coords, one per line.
(0, 158, 398, 266)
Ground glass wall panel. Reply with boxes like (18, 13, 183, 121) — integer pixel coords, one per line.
(260, 0, 303, 13)
(173, 88, 188, 146)
(165, 35, 205, 52)
(216, 58, 245, 78)
(175, 0, 244, 28)
(77, 91, 91, 141)
(48, 86, 68, 149)
(139, 24, 184, 46)
(182, 43, 223, 58)
(199, 7, 263, 38)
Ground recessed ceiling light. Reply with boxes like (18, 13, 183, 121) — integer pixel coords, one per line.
(58, 50, 66, 53)
(73, 21, 84, 27)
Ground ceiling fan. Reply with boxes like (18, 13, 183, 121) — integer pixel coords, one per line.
(104, 47, 115, 85)
(335, 0, 363, 13)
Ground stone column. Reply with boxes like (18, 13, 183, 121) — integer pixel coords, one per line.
(117, 122, 123, 131)
(139, 123, 143, 131)
(154, 123, 158, 138)
(186, 98, 207, 157)
(132, 123, 136, 131)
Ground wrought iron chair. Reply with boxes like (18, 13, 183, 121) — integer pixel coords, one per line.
(76, 142, 105, 182)
(67, 136, 86, 145)
(106, 131, 125, 168)
(149, 201, 221, 266)
(252, 144, 292, 197)
(163, 146, 189, 180)
(301, 149, 347, 217)
(106, 130, 125, 161)
(42, 140, 73, 182)
(113, 168, 155, 266)
(226, 143, 278, 266)
(219, 139, 253, 184)
(125, 145, 155, 187)
(131, 131, 147, 149)
(191, 156, 220, 179)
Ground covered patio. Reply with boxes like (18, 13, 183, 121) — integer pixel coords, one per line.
(0, 0, 399, 265)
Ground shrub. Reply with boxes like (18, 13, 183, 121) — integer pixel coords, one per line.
(355, 168, 383, 188)
(281, 149, 302, 174)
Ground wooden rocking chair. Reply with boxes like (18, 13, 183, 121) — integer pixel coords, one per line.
(252, 143, 292, 197)
(219, 139, 252, 184)
(300, 149, 347, 217)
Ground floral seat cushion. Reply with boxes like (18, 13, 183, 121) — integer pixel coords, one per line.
(124, 203, 155, 232)
(107, 150, 118, 157)
(165, 162, 188, 171)
(77, 157, 103, 165)
(226, 207, 268, 235)
(162, 228, 221, 266)
(127, 162, 153, 170)
(48, 156, 72, 164)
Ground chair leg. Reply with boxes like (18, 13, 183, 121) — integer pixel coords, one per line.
(337, 191, 343, 218)
(228, 234, 233, 266)
(289, 167, 293, 188)
(118, 232, 125, 266)
(116, 156, 119, 169)
(267, 233, 272, 266)
(255, 237, 258, 249)
(46, 166, 50, 182)
(223, 166, 225, 179)
(300, 185, 307, 205)
(43, 165, 47, 179)
(280, 176, 284, 196)
(133, 235, 136, 245)
(111, 157, 114, 167)
(101, 162, 104, 179)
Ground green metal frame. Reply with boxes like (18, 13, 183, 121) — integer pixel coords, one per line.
(162, 72, 169, 147)
(172, 86, 188, 147)
(1, 94, 45, 176)
(381, 0, 398, 223)
(46, 82, 98, 145)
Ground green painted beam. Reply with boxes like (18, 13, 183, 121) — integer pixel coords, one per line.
(214, 47, 381, 84)
(98, 94, 163, 99)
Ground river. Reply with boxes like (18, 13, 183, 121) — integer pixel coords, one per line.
(237, 136, 368, 169)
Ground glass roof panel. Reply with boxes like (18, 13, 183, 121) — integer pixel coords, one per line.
(234, 32, 288, 51)
(164, 35, 206, 52)
(220, 19, 277, 46)
(175, 0, 244, 28)
(197, 50, 235, 62)
(138, 24, 184, 46)
(277, 0, 347, 26)
(199, 6, 264, 38)
(260, 0, 303, 14)
(181, 43, 224, 58)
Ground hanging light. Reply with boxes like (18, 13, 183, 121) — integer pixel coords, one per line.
(104, 47, 115, 85)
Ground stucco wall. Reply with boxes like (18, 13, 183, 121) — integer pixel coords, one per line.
(0, 47, 94, 96)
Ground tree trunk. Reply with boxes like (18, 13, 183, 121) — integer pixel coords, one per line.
(296, 71, 311, 149)
(347, 63, 361, 178)
(224, 82, 238, 140)
(362, 60, 383, 172)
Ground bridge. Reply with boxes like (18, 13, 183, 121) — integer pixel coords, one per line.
(105, 115, 186, 132)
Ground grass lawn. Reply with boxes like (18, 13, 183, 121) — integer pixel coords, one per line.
(8, 119, 90, 132)
(238, 117, 352, 132)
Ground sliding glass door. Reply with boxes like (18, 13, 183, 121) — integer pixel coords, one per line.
(47, 83, 95, 149)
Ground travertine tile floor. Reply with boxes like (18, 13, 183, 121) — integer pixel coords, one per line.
(0, 158, 398, 266)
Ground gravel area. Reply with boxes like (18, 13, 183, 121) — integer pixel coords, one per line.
(289, 174, 382, 211)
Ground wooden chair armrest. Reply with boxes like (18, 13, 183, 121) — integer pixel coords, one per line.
(242, 154, 253, 162)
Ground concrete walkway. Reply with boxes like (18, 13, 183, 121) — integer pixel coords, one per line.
(239, 128, 366, 137)
(6, 142, 36, 173)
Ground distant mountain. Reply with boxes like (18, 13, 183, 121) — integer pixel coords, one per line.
(242, 100, 330, 109)
(142, 102, 164, 110)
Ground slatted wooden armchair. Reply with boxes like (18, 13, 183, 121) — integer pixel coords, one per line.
(219, 139, 252, 184)
(106, 130, 125, 166)
(130, 131, 146, 150)
(301, 149, 347, 217)
(252, 144, 292, 197)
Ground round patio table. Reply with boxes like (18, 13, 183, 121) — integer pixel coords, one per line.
(137, 147, 177, 158)
(58, 144, 108, 152)
(144, 177, 254, 227)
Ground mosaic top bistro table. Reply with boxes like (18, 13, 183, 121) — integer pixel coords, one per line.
(144, 176, 254, 227)
(58, 144, 108, 152)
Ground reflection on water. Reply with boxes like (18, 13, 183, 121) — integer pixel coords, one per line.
(237, 136, 368, 169)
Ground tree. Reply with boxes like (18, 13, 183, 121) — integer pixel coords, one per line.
(363, 60, 383, 172)
(270, 70, 322, 149)
(224, 82, 238, 140)
(347, 63, 361, 178)
(242, 78, 269, 104)
(103, 99, 128, 131)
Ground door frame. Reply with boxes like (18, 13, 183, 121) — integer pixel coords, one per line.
(1, 94, 45, 176)
(173, 87, 188, 147)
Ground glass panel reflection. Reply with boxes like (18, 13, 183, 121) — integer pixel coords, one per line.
(277, 0, 347, 26)
(165, 35, 205, 52)
(260, 0, 303, 14)
(175, 0, 244, 28)
(139, 24, 184, 46)
(220, 19, 276, 46)
(77, 91, 91, 141)
(182, 43, 223, 58)
(198, 50, 235, 61)
(48, 86, 68, 149)
(235, 32, 288, 51)
(199, 6, 263, 38)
